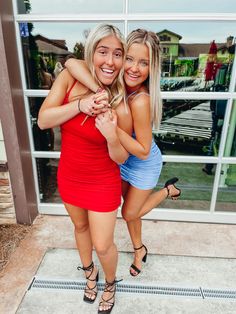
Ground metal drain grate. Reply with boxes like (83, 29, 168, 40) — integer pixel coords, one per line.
(202, 288, 236, 299)
(29, 278, 236, 300)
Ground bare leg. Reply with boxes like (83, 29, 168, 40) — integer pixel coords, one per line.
(121, 183, 180, 276)
(121, 187, 152, 276)
(89, 209, 118, 312)
(138, 184, 180, 218)
(64, 203, 98, 301)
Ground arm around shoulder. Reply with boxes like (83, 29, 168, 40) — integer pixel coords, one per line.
(64, 58, 99, 93)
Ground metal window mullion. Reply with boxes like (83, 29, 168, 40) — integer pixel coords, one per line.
(24, 89, 235, 99)
(209, 97, 234, 212)
(15, 13, 236, 22)
(37, 203, 236, 223)
(161, 92, 234, 100)
(221, 157, 236, 164)
(32, 151, 61, 158)
(124, 0, 128, 37)
(12, 0, 18, 20)
(161, 155, 219, 163)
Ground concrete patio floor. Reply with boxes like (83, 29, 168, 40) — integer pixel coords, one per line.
(0, 215, 236, 314)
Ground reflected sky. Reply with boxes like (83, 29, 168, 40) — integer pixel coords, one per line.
(30, 21, 235, 52)
(31, 22, 125, 52)
(18, 0, 236, 53)
(19, 0, 123, 14)
(19, 0, 236, 14)
(129, 0, 236, 13)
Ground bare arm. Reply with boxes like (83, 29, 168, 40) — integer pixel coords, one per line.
(38, 69, 79, 129)
(65, 59, 99, 93)
(38, 69, 102, 129)
(117, 94, 153, 160)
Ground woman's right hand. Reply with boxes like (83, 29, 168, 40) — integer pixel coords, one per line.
(80, 91, 110, 116)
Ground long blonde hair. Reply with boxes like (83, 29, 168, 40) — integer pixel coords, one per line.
(84, 23, 126, 108)
(126, 29, 162, 129)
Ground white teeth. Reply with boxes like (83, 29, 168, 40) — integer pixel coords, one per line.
(128, 73, 139, 78)
(102, 69, 114, 74)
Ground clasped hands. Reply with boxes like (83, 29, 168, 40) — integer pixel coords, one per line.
(79, 89, 111, 116)
(79, 89, 117, 139)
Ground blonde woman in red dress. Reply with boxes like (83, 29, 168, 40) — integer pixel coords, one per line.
(38, 24, 132, 314)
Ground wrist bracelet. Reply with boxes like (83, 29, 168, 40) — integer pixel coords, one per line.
(78, 99, 81, 113)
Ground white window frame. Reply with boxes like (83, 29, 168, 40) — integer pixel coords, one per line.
(12, 0, 236, 223)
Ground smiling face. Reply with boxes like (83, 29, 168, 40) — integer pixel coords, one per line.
(124, 43, 150, 92)
(93, 35, 124, 86)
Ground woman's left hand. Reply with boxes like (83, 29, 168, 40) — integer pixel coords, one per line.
(92, 90, 110, 115)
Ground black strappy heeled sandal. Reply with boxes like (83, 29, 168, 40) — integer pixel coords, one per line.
(98, 278, 122, 314)
(164, 177, 181, 200)
(130, 244, 148, 277)
(77, 261, 99, 304)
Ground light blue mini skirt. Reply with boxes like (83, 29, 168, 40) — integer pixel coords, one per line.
(120, 139, 162, 190)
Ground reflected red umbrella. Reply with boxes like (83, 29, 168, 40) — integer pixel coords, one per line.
(205, 40, 218, 81)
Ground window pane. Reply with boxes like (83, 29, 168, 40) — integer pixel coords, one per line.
(156, 162, 214, 211)
(36, 158, 61, 203)
(224, 101, 236, 157)
(29, 97, 61, 152)
(17, 0, 123, 14)
(128, 22, 235, 92)
(215, 164, 236, 212)
(153, 99, 227, 157)
(20, 22, 124, 89)
(128, 0, 236, 13)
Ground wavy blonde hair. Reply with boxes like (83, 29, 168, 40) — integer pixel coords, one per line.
(126, 29, 162, 129)
(84, 23, 126, 108)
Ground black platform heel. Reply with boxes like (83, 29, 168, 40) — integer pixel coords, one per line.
(77, 261, 99, 304)
(130, 244, 148, 277)
(98, 278, 122, 314)
(164, 177, 181, 200)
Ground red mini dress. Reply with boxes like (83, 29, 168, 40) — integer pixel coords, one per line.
(57, 81, 121, 212)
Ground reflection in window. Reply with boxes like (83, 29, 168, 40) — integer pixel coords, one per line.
(153, 100, 226, 159)
(29, 98, 61, 152)
(36, 158, 61, 203)
(155, 162, 214, 211)
(128, 22, 235, 92)
(128, 0, 236, 13)
(20, 22, 124, 89)
(224, 101, 236, 157)
(17, 0, 123, 14)
(216, 164, 236, 212)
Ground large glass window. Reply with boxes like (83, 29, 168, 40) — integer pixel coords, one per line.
(156, 162, 214, 211)
(20, 22, 124, 89)
(29, 97, 61, 152)
(14, 0, 236, 221)
(216, 164, 236, 212)
(128, 22, 235, 92)
(17, 0, 124, 14)
(36, 158, 60, 203)
(128, 0, 236, 13)
(224, 101, 236, 157)
(154, 99, 227, 157)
